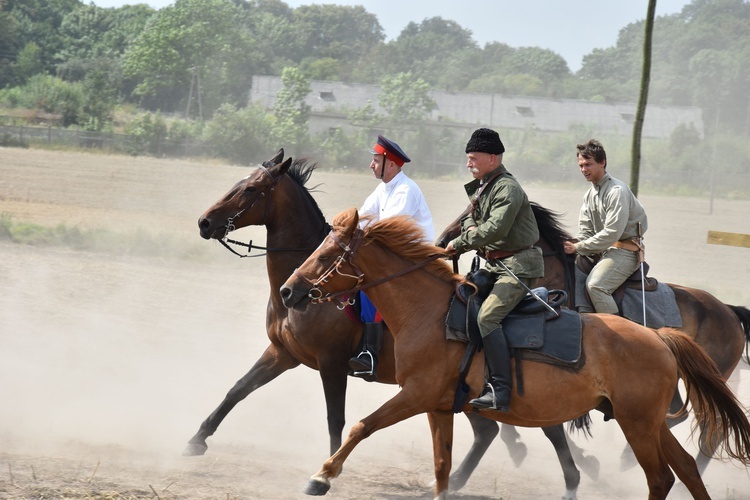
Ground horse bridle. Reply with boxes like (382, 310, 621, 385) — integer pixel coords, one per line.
(292, 228, 366, 309)
(219, 164, 322, 258)
(293, 226, 442, 310)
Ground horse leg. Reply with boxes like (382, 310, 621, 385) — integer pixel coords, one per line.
(448, 412, 498, 491)
(183, 344, 300, 456)
(303, 389, 430, 497)
(659, 422, 710, 499)
(500, 424, 527, 466)
(618, 419, 676, 500)
(318, 363, 350, 455)
(427, 411, 455, 498)
(541, 425, 581, 500)
(619, 383, 689, 470)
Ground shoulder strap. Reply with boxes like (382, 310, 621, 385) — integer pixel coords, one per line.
(471, 167, 508, 217)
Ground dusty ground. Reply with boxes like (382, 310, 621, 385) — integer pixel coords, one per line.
(1, 147, 749, 499)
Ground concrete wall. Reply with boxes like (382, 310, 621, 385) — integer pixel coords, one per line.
(250, 75, 704, 139)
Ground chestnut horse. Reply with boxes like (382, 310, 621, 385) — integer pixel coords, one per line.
(185, 150, 586, 497)
(437, 203, 750, 473)
(279, 207, 750, 499)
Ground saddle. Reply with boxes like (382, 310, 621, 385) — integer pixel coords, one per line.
(446, 274, 582, 365)
(445, 269, 583, 412)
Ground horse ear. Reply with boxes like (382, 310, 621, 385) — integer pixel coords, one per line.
(277, 157, 293, 175)
(269, 148, 284, 165)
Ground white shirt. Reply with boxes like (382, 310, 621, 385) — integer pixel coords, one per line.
(359, 171, 435, 242)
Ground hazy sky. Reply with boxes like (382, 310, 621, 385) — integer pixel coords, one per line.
(88, 0, 693, 72)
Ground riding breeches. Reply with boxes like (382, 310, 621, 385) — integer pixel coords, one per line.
(478, 275, 538, 337)
(586, 247, 639, 314)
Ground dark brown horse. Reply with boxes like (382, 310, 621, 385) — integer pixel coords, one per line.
(437, 202, 750, 473)
(279, 207, 750, 499)
(185, 150, 588, 496)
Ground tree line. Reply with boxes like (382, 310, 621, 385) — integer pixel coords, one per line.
(0, 0, 748, 190)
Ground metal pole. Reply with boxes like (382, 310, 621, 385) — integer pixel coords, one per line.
(638, 222, 646, 326)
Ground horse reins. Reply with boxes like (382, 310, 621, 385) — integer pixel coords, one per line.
(294, 227, 442, 310)
(218, 164, 324, 258)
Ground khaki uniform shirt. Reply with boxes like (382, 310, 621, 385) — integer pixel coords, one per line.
(575, 172, 648, 255)
(450, 165, 543, 279)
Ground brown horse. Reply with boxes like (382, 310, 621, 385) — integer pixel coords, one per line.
(279, 207, 750, 499)
(437, 202, 750, 472)
(186, 150, 586, 496)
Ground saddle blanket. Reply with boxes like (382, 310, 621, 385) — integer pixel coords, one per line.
(446, 288, 582, 366)
(574, 267, 682, 328)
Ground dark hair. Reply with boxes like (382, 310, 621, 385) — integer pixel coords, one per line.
(576, 139, 607, 165)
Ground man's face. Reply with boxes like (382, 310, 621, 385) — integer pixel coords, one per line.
(370, 154, 395, 182)
(577, 154, 606, 184)
(466, 152, 496, 180)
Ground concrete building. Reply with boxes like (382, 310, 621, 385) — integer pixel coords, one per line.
(250, 75, 704, 139)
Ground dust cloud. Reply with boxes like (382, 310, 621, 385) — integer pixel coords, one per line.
(1, 147, 749, 498)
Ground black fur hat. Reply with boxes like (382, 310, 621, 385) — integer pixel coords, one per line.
(465, 128, 505, 155)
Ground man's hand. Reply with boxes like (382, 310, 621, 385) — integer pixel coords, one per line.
(444, 241, 457, 256)
(563, 240, 577, 255)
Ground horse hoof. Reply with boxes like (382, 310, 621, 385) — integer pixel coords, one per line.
(182, 442, 208, 456)
(303, 477, 331, 496)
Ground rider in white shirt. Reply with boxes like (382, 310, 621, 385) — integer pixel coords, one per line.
(350, 135, 435, 381)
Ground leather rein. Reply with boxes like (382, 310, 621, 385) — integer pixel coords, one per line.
(218, 164, 325, 258)
(293, 226, 442, 310)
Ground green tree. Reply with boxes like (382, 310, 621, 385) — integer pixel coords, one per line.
(5, 0, 82, 77)
(0, 1, 20, 88)
(288, 4, 384, 78)
(505, 47, 571, 84)
(121, 0, 254, 114)
(203, 103, 274, 164)
(379, 17, 477, 86)
(11, 42, 43, 86)
(378, 72, 436, 124)
(271, 66, 311, 154)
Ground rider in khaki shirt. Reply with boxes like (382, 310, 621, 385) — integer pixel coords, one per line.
(563, 139, 648, 314)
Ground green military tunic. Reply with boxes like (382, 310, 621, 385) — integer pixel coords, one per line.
(450, 165, 544, 280)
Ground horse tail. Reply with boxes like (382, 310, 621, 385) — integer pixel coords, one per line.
(567, 413, 593, 438)
(728, 304, 750, 364)
(658, 328, 750, 465)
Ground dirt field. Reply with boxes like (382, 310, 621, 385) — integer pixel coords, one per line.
(1, 147, 749, 499)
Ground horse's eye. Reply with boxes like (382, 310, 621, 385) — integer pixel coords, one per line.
(244, 186, 257, 194)
(317, 255, 332, 264)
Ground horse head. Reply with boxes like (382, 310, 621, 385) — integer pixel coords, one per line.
(198, 149, 292, 240)
(280, 208, 362, 311)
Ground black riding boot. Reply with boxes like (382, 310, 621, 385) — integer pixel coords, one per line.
(469, 326, 512, 412)
(349, 322, 383, 382)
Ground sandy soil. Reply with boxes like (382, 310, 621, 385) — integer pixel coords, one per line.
(1, 147, 749, 499)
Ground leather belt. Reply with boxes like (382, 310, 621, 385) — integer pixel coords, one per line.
(480, 245, 533, 260)
(612, 238, 641, 252)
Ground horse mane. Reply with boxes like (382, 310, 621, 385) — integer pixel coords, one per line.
(531, 202, 572, 253)
(285, 157, 326, 225)
(332, 209, 463, 286)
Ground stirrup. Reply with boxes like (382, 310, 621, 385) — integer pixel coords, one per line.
(470, 383, 509, 412)
(350, 350, 375, 377)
